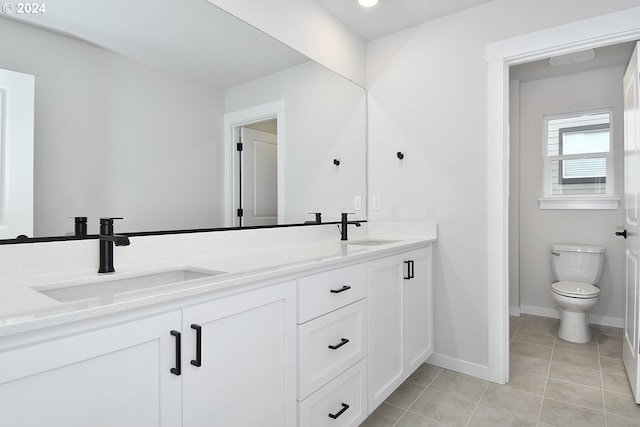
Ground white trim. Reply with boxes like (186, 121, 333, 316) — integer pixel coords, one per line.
(539, 198, 619, 210)
(486, 6, 640, 385)
(426, 353, 489, 381)
(509, 306, 521, 317)
(223, 100, 286, 227)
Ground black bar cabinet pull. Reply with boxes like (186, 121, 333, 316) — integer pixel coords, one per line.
(328, 403, 350, 419)
(328, 338, 349, 350)
(404, 260, 415, 280)
(190, 324, 202, 367)
(330, 285, 351, 294)
(170, 330, 181, 376)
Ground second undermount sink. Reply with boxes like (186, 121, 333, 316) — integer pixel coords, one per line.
(347, 239, 400, 246)
(34, 267, 226, 303)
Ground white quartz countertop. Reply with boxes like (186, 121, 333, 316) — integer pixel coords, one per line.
(0, 227, 436, 337)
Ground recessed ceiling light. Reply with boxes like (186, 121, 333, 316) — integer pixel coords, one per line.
(359, 0, 378, 7)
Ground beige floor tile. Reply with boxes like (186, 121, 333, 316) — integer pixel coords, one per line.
(552, 347, 600, 370)
(592, 325, 623, 336)
(385, 380, 426, 409)
(511, 341, 553, 361)
(607, 413, 640, 427)
(510, 352, 551, 376)
(507, 369, 546, 395)
(408, 389, 476, 427)
(602, 356, 627, 376)
(428, 369, 488, 403)
(479, 383, 542, 420)
(360, 403, 404, 427)
(596, 333, 623, 347)
(467, 404, 537, 427)
(518, 320, 558, 337)
(554, 337, 598, 354)
(395, 412, 449, 427)
(605, 391, 640, 420)
(603, 371, 633, 396)
(512, 329, 556, 347)
(407, 364, 443, 387)
(548, 361, 601, 389)
(539, 398, 604, 427)
(600, 344, 623, 359)
(543, 378, 603, 410)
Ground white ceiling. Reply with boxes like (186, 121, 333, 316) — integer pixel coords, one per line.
(313, 0, 496, 41)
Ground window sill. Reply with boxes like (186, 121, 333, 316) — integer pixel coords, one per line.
(539, 197, 619, 210)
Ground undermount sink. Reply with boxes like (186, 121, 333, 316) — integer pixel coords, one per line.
(347, 239, 400, 246)
(33, 268, 226, 303)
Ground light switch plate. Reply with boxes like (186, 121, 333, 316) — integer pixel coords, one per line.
(354, 196, 362, 211)
(372, 195, 381, 210)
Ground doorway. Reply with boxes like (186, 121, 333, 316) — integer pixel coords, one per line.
(223, 100, 285, 228)
(486, 8, 640, 384)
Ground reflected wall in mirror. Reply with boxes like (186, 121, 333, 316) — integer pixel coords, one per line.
(0, 0, 367, 240)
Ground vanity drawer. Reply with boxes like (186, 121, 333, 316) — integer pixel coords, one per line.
(298, 359, 367, 427)
(298, 300, 367, 399)
(298, 263, 366, 323)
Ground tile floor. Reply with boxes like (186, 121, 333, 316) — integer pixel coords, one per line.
(360, 314, 640, 427)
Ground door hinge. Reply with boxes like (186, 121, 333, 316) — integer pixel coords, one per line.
(237, 208, 244, 218)
(236, 142, 243, 151)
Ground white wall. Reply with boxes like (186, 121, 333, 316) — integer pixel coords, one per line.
(206, 0, 366, 87)
(225, 61, 367, 223)
(0, 18, 225, 236)
(366, 0, 638, 374)
(515, 66, 626, 326)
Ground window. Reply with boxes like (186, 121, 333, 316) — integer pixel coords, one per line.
(542, 110, 615, 208)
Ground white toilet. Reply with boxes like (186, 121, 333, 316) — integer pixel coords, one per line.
(549, 243, 605, 343)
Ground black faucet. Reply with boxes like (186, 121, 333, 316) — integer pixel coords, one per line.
(98, 217, 130, 273)
(339, 212, 361, 241)
(304, 212, 322, 224)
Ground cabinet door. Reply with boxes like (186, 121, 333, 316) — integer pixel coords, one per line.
(0, 311, 182, 427)
(367, 254, 404, 411)
(404, 247, 433, 373)
(182, 281, 296, 427)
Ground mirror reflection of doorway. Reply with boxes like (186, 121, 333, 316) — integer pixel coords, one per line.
(236, 119, 278, 227)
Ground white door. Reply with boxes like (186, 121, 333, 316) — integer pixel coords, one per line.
(623, 41, 640, 403)
(0, 312, 183, 426)
(238, 127, 278, 227)
(0, 69, 34, 239)
(182, 282, 296, 427)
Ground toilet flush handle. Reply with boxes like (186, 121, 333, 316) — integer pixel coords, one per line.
(615, 229, 627, 239)
(551, 251, 560, 256)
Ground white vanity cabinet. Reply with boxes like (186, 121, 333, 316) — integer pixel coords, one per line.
(367, 246, 433, 411)
(0, 280, 297, 427)
(297, 263, 368, 427)
(0, 311, 183, 427)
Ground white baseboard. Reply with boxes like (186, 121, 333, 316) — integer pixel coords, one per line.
(426, 353, 489, 381)
(509, 306, 521, 317)
(519, 304, 623, 328)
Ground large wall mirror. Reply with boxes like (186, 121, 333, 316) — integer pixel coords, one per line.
(0, 0, 367, 241)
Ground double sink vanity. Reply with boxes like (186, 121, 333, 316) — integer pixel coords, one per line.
(0, 223, 436, 427)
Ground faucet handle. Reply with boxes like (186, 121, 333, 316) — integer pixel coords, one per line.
(100, 217, 124, 222)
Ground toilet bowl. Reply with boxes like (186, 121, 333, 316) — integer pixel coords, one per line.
(550, 244, 605, 344)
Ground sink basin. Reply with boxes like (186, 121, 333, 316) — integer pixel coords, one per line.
(347, 239, 400, 246)
(34, 268, 226, 303)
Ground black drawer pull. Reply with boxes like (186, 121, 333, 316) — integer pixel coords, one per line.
(190, 324, 202, 367)
(328, 403, 350, 419)
(328, 338, 349, 350)
(330, 285, 351, 294)
(404, 260, 415, 280)
(170, 330, 181, 376)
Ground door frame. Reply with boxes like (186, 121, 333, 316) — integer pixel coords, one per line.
(486, 7, 640, 384)
(223, 100, 285, 227)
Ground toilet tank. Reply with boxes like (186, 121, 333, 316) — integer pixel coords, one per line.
(550, 243, 605, 284)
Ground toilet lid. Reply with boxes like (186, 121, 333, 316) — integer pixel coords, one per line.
(551, 281, 600, 298)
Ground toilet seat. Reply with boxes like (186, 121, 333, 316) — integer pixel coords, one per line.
(551, 280, 600, 299)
